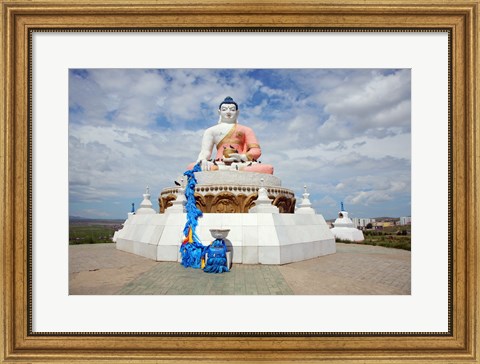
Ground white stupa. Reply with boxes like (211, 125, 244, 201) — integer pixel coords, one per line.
(330, 203, 364, 242)
(165, 178, 186, 214)
(248, 178, 279, 213)
(296, 185, 316, 214)
(135, 186, 156, 215)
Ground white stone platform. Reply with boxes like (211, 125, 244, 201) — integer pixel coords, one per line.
(114, 212, 336, 265)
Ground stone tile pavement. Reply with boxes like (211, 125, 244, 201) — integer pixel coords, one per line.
(69, 243, 410, 295)
(277, 243, 411, 295)
(118, 263, 293, 295)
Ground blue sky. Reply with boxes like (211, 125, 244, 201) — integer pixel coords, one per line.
(69, 68, 411, 220)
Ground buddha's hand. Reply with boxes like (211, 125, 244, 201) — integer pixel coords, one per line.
(198, 159, 210, 169)
(228, 153, 248, 162)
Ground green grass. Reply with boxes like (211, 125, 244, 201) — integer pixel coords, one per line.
(337, 228, 411, 251)
(69, 222, 122, 245)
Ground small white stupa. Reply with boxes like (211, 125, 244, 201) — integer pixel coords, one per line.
(165, 178, 186, 214)
(135, 186, 156, 215)
(330, 202, 364, 242)
(248, 178, 279, 213)
(296, 185, 316, 214)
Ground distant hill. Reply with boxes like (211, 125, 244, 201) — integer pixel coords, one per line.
(69, 216, 89, 221)
(69, 216, 124, 225)
(372, 217, 400, 221)
(326, 217, 401, 222)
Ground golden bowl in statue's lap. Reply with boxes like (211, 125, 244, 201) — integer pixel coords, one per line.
(223, 148, 237, 158)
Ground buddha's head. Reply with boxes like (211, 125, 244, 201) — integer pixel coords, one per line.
(218, 96, 239, 124)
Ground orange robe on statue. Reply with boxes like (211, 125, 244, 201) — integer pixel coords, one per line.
(215, 124, 273, 174)
(189, 124, 274, 174)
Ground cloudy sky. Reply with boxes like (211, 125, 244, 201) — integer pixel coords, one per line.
(69, 68, 411, 220)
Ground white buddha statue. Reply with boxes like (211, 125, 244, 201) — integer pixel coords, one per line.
(188, 97, 273, 174)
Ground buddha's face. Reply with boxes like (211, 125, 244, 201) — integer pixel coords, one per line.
(218, 103, 238, 123)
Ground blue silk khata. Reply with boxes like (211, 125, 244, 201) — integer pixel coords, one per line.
(180, 163, 205, 269)
(180, 163, 229, 273)
(203, 239, 229, 274)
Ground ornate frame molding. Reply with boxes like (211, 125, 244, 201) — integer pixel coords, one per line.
(1, 1, 478, 362)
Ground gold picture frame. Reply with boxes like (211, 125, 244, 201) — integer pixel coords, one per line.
(1, 0, 478, 362)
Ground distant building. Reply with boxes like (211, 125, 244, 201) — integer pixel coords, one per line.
(399, 216, 412, 225)
(352, 217, 376, 229)
(375, 221, 395, 228)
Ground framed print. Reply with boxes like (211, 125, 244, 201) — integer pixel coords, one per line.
(1, 0, 478, 363)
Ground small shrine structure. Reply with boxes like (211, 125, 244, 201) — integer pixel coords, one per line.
(330, 202, 365, 242)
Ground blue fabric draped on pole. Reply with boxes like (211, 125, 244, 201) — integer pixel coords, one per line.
(180, 163, 205, 269)
(204, 239, 229, 274)
(179, 162, 229, 273)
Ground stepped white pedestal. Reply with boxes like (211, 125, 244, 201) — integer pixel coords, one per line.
(114, 212, 335, 265)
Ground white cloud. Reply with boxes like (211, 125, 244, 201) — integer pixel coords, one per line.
(335, 183, 345, 190)
(317, 195, 337, 207)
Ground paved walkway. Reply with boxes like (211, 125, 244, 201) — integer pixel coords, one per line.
(69, 243, 410, 295)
